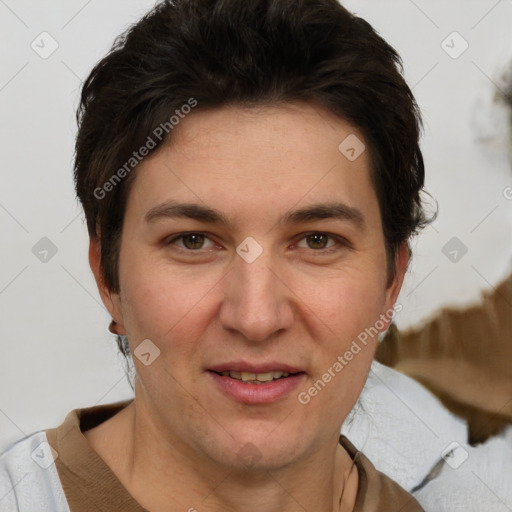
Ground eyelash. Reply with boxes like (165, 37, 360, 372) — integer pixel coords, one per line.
(165, 231, 351, 255)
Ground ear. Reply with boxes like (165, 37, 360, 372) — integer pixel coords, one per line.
(89, 237, 125, 334)
(379, 242, 409, 330)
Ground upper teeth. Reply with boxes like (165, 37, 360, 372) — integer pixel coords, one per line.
(220, 371, 290, 382)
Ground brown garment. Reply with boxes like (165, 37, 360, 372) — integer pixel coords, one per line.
(45, 400, 423, 512)
(376, 273, 512, 444)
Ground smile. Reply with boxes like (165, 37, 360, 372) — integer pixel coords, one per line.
(215, 370, 294, 383)
(208, 368, 307, 404)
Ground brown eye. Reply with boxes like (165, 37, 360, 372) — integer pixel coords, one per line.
(181, 233, 206, 250)
(305, 233, 330, 250)
(165, 232, 218, 253)
(295, 232, 350, 254)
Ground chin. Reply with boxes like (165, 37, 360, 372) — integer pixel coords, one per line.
(217, 429, 309, 472)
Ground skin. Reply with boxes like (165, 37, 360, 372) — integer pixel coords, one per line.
(86, 102, 408, 512)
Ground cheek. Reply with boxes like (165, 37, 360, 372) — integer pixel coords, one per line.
(301, 267, 387, 343)
(296, 270, 385, 406)
(119, 257, 220, 349)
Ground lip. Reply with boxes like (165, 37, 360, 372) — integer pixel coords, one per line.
(207, 369, 306, 405)
(208, 361, 304, 374)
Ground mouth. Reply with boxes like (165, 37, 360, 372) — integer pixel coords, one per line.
(206, 363, 306, 404)
(211, 370, 303, 384)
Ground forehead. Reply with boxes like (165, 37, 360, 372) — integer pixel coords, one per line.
(126, 102, 379, 229)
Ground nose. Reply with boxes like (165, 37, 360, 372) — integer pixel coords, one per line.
(219, 246, 294, 343)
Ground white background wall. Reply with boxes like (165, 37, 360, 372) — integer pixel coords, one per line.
(1, 0, 511, 452)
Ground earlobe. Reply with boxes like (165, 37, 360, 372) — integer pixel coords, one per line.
(382, 243, 409, 327)
(88, 237, 125, 333)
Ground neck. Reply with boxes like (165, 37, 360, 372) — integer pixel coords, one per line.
(85, 399, 358, 512)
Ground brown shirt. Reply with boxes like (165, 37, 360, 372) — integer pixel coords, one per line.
(45, 400, 423, 512)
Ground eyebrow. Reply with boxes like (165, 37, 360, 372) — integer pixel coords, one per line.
(144, 200, 365, 229)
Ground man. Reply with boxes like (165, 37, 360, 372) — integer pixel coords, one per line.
(0, 1, 429, 510)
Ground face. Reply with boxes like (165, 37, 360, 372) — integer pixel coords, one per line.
(94, 102, 406, 471)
